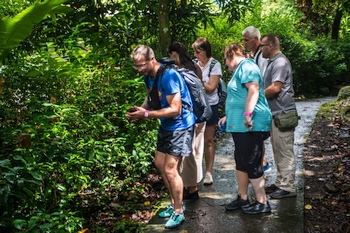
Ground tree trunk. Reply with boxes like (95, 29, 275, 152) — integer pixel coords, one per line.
(331, 8, 342, 41)
(158, 0, 170, 56)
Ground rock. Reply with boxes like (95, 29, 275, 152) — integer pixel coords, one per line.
(337, 85, 350, 101)
(324, 183, 338, 193)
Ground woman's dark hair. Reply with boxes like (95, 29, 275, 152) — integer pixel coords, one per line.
(168, 42, 198, 75)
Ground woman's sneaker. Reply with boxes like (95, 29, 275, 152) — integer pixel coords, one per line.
(203, 173, 213, 186)
(165, 212, 185, 229)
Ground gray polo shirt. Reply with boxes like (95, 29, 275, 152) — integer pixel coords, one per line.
(263, 52, 296, 116)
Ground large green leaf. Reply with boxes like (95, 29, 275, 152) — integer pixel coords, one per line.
(0, 0, 72, 62)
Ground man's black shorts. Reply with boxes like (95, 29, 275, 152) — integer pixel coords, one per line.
(157, 125, 195, 156)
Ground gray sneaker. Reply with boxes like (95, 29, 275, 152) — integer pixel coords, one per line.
(270, 189, 296, 199)
(225, 195, 250, 211)
(243, 201, 271, 214)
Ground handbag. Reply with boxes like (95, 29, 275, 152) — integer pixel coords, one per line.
(274, 110, 299, 131)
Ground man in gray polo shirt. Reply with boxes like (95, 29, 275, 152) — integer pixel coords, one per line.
(260, 34, 297, 198)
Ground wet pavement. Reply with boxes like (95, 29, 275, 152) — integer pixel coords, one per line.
(144, 97, 335, 233)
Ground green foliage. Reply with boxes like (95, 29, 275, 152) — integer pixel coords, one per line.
(0, 0, 72, 63)
(0, 36, 158, 232)
(215, 0, 256, 25)
(0, 0, 37, 18)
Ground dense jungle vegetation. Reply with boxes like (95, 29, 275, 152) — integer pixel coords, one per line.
(0, 0, 349, 232)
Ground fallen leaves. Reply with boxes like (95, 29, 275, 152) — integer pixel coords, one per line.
(304, 107, 350, 233)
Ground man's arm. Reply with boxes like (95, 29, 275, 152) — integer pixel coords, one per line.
(126, 92, 182, 120)
(264, 81, 283, 99)
(148, 92, 182, 118)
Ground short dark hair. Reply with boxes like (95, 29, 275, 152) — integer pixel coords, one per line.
(261, 34, 280, 49)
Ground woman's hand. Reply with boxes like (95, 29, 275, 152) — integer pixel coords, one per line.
(218, 116, 227, 127)
(244, 116, 253, 130)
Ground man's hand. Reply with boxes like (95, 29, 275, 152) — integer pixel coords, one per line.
(126, 106, 147, 121)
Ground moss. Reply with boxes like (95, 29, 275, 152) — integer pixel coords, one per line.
(337, 85, 350, 101)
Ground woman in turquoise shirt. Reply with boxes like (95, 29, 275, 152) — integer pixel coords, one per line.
(219, 43, 272, 214)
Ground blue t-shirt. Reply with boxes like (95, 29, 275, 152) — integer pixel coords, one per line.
(144, 67, 196, 131)
(225, 58, 272, 133)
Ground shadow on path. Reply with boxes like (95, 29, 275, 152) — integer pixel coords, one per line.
(144, 97, 335, 233)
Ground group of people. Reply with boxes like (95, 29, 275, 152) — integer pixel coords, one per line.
(126, 26, 298, 229)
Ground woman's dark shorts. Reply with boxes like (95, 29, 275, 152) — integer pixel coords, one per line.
(157, 125, 195, 156)
(206, 104, 219, 126)
(231, 131, 270, 179)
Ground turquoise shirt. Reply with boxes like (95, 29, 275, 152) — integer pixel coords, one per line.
(225, 58, 272, 133)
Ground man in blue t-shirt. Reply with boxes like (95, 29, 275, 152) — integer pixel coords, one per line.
(126, 45, 196, 229)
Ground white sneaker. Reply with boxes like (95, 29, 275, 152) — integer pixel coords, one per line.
(203, 173, 213, 186)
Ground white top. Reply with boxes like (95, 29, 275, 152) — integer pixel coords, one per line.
(197, 58, 222, 105)
(254, 50, 268, 77)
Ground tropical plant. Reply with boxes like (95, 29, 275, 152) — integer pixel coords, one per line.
(0, 0, 72, 64)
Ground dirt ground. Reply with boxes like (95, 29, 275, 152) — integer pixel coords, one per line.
(303, 101, 350, 233)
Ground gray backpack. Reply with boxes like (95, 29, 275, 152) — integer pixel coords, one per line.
(177, 68, 213, 123)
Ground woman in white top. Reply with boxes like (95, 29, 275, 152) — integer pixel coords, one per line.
(192, 38, 223, 185)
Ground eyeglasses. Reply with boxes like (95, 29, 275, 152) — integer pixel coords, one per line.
(259, 44, 270, 47)
(133, 63, 147, 70)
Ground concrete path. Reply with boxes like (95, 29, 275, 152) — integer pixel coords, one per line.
(144, 97, 335, 233)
